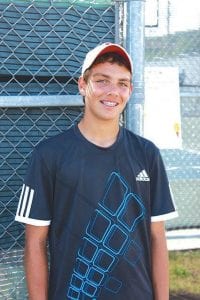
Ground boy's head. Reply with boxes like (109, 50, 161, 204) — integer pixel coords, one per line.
(81, 42, 133, 81)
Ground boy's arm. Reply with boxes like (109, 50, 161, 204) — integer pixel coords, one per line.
(24, 224, 49, 300)
(151, 221, 169, 300)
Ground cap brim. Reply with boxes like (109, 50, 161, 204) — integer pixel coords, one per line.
(81, 43, 132, 75)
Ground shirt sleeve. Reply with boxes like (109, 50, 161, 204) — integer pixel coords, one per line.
(150, 148, 178, 222)
(15, 148, 53, 226)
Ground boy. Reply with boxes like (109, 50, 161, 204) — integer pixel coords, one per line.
(15, 42, 178, 299)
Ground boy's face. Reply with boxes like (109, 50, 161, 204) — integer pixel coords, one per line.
(78, 61, 133, 123)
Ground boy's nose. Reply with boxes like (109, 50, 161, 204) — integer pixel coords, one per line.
(106, 83, 120, 95)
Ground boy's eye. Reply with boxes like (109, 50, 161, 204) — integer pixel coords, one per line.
(119, 82, 128, 87)
(92, 79, 130, 89)
(95, 79, 110, 86)
(96, 79, 109, 83)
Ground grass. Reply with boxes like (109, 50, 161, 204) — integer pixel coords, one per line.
(169, 250, 200, 296)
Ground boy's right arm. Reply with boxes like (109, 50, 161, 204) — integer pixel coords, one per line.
(24, 224, 49, 300)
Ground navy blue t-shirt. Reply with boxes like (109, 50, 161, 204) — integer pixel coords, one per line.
(15, 124, 177, 299)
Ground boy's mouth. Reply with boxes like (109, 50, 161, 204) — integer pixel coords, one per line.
(101, 100, 118, 107)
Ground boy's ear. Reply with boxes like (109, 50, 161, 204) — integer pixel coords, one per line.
(78, 76, 86, 96)
(130, 83, 134, 95)
(126, 84, 133, 104)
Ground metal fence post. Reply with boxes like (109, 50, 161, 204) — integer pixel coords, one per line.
(125, 0, 145, 135)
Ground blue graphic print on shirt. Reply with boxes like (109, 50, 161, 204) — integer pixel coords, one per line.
(67, 172, 145, 299)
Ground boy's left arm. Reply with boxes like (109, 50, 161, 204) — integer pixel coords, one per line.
(151, 221, 169, 300)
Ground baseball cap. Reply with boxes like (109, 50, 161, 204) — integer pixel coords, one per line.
(81, 42, 133, 75)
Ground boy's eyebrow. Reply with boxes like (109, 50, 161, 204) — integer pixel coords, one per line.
(92, 73, 131, 82)
(92, 73, 111, 79)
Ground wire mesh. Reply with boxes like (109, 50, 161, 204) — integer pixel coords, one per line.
(0, 0, 115, 96)
(0, 1, 115, 297)
(145, 0, 200, 230)
(0, 106, 83, 299)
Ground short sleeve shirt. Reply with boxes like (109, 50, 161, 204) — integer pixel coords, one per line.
(15, 125, 177, 300)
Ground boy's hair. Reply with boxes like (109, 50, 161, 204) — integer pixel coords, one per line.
(83, 52, 132, 82)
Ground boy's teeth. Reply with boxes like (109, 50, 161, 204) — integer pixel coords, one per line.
(103, 101, 116, 107)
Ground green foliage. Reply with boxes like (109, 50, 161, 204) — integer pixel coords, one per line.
(173, 266, 190, 278)
(169, 250, 200, 295)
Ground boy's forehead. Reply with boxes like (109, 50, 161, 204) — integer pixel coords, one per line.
(89, 63, 132, 80)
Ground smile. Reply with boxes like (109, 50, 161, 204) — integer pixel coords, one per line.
(101, 100, 118, 107)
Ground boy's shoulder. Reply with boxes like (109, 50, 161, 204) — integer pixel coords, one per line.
(36, 125, 75, 150)
(123, 127, 158, 150)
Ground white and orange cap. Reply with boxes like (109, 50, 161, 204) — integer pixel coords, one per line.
(81, 42, 133, 75)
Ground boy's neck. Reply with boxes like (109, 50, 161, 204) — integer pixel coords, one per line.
(78, 118, 120, 148)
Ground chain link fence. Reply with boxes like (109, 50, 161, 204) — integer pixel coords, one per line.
(145, 0, 200, 230)
(0, 0, 115, 96)
(0, 0, 116, 298)
(0, 0, 199, 298)
(0, 106, 83, 299)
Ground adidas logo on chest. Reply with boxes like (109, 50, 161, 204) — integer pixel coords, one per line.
(136, 169, 150, 182)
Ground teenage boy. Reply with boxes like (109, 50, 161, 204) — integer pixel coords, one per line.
(15, 42, 178, 300)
